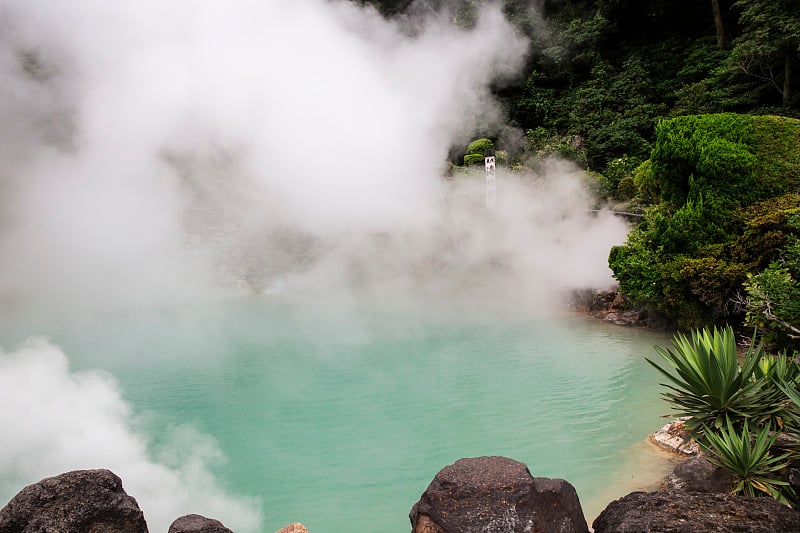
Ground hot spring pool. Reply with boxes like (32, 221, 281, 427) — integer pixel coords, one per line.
(0, 293, 676, 532)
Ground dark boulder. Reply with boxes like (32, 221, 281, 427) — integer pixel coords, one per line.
(592, 490, 800, 533)
(0, 469, 148, 533)
(663, 454, 734, 493)
(409, 456, 589, 533)
(168, 514, 234, 533)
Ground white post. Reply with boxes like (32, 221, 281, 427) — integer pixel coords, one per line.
(484, 148, 496, 210)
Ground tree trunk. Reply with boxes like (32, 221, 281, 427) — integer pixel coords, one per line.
(783, 54, 792, 108)
(711, 0, 725, 49)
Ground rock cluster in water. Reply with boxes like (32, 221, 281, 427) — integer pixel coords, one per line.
(3, 456, 800, 533)
(570, 289, 659, 328)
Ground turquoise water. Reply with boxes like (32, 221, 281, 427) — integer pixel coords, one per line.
(3, 293, 675, 532)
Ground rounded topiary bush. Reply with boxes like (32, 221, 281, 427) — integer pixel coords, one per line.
(465, 138, 494, 156)
(463, 153, 485, 166)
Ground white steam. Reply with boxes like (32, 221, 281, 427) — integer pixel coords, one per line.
(0, 338, 261, 532)
(0, 0, 625, 315)
(0, 0, 628, 530)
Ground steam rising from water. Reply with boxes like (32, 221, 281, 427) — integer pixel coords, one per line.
(0, 338, 261, 532)
(0, 1, 628, 531)
(0, 0, 625, 315)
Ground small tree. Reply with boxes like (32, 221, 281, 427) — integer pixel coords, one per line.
(729, 0, 800, 108)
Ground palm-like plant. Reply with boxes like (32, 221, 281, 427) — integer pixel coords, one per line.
(700, 417, 794, 503)
(776, 375, 800, 445)
(647, 326, 783, 436)
(755, 352, 800, 385)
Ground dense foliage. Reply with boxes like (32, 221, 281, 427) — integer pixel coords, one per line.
(650, 326, 800, 503)
(355, 0, 800, 334)
(609, 114, 800, 331)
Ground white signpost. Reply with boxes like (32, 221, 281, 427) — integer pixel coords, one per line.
(484, 148, 496, 210)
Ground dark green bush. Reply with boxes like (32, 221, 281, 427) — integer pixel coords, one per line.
(633, 159, 658, 202)
(650, 113, 756, 206)
(609, 114, 800, 328)
(752, 116, 800, 196)
(744, 211, 800, 351)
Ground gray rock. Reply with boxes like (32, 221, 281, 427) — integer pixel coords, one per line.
(0, 469, 148, 533)
(409, 456, 589, 533)
(168, 514, 233, 533)
(663, 454, 735, 493)
(592, 490, 800, 533)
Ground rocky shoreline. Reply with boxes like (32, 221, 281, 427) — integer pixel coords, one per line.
(570, 288, 668, 329)
(4, 434, 800, 533)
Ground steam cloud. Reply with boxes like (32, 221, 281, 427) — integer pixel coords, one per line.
(0, 0, 625, 313)
(0, 0, 628, 530)
(0, 338, 261, 532)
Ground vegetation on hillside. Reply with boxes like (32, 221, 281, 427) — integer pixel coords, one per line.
(357, 0, 800, 337)
(609, 114, 800, 336)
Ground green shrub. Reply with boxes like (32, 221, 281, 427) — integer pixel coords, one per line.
(609, 115, 800, 327)
(732, 194, 800, 269)
(598, 155, 641, 199)
(678, 257, 748, 318)
(752, 116, 800, 196)
(617, 176, 636, 200)
(632, 159, 658, 202)
(525, 128, 588, 167)
(744, 215, 800, 351)
(465, 138, 494, 156)
(650, 113, 756, 206)
(463, 153, 485, 166)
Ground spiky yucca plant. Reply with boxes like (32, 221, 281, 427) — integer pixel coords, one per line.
(700, 417, 794, 503)
(647, 326, 783, 437)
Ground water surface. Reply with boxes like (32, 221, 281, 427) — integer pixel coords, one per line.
(3, 293, 675, 532)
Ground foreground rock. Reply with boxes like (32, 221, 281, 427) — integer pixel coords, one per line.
(409, 456, 588, 533)
(662, 454, 735, 493)
(592, 490, 800, 533)
(0, 469, 147, 533)
(169, 514, 234, 533)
